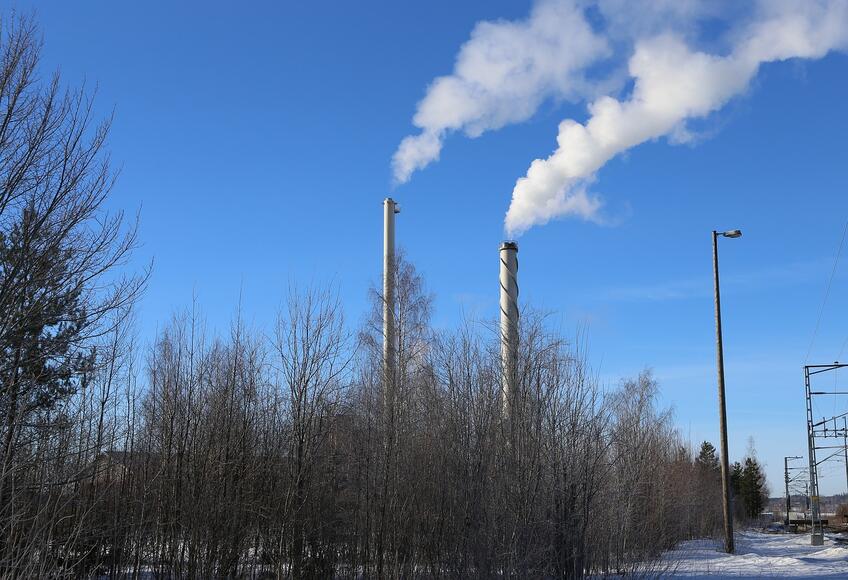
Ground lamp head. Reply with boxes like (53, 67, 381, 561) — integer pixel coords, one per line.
(721, 229, 742, 238)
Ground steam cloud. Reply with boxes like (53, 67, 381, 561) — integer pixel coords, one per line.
(393, 1, 848, 236)
(392, 0, 610, 184)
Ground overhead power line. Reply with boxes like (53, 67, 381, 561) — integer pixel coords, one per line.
(805, 218, 848, 363)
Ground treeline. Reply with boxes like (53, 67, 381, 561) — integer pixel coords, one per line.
(695, 441, 770, 525)
(2, 278, 728, 578)
(0, 14, 739, 578)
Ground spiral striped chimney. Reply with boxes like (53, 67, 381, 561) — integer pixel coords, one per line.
(499, 241, 519, 417)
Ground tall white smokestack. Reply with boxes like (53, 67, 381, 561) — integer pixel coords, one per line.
(499, 241, 519, 417)
(383, 198, 400, 404)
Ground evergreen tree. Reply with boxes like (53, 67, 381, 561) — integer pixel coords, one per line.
(0, 208, 95, 462)
(0, 14, 144, 491)
(730, 461, 744, 519)
(728, 454, 769, 520)
(692, 440, 723, 536)
(740, 456, 768, 519)
(730, 461, 743, 494)
(695, 441, 720, 473)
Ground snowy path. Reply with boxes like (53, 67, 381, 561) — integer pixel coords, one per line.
(659, 531, 848, 578)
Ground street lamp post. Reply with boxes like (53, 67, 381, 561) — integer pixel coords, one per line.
(713, 228, 741, 554)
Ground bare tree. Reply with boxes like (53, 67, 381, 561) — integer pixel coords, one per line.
(274, 285, 351, 577)
(0, 14, 145, 575)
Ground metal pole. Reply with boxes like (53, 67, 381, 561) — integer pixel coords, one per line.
(844, 417, 848, 493)
(499, 241, 519, 418)
(805, 482, 810, 512)
(785, 457, 790, 528)
(713, 230, 735, 553)
(805, 365, 824, 545)
(784, 456, 802, 530)
(383, 198, 399, 408)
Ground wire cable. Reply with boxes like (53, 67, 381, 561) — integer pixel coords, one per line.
(805, 218, 848, 363)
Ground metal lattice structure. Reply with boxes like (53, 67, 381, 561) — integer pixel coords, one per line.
(804, 363, 848, 545)
(783, 456, 804, 527)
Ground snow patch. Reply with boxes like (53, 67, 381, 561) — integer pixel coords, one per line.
(659, 531, 848, 578)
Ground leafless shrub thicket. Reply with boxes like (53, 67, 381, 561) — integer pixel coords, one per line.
(0, 14, 726, 578)
(2, 264, 724, 577)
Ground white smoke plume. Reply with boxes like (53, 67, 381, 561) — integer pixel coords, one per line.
(393, 1, 848, 236)
(506, 1, 848, 235)
(392, 0, 610, 184)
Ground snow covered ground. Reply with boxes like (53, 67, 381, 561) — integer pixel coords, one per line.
(658, 531, 848, 578)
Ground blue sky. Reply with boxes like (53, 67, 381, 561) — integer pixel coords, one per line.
(12, 0, 848, 494)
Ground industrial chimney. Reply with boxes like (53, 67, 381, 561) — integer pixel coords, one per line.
(499, 241, 519, 417)
(383, 198, 400, 404)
